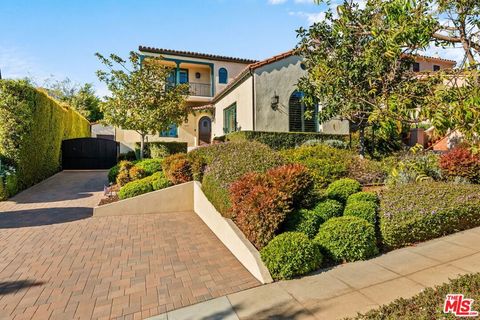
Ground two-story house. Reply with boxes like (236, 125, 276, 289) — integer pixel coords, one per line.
(114, 46, 456, 152)
(114, 46, 257, 152)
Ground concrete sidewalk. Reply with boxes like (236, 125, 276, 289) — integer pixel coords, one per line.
(149, 226, 480, 320)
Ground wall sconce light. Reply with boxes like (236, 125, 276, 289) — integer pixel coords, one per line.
(195, 72, 201, 79)
(271, 93, 279, 110)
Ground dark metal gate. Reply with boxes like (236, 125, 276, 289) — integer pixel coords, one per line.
(62, 138, 119, 170)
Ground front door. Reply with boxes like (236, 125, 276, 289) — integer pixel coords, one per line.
(198, 116, 212, 145)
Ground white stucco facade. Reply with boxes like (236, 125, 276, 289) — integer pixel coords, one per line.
(212, 54, 350, 138)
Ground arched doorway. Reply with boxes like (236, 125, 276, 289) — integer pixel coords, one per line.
(198, 116, 212, 145)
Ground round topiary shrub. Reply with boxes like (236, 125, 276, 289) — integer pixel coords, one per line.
(118, 179, 153, 199)
(347, 191, 379, 206)
(311, 199, 343, 221)
(283, 209, 324, 239)
(343, 201, 377, 225)
(260, 232, 323, 280)
(315, 216, 378, 263)
(325, 178, 361, 203)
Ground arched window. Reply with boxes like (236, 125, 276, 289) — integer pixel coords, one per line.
(219, 68, 228, 84)
(289, 91, 317, 132)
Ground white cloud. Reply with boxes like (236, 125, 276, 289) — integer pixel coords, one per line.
(289, 11, 325, 24)
(0, 46, 40, 80)
(294, 0, 316, 3)
(268, 0, 288, 4)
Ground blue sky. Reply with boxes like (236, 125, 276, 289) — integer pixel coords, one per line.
(0, 0, 464, 96)
(0, 0, 328, 96)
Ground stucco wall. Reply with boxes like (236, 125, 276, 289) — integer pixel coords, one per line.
(254, 55, 350, 135)
(115, 110, 212, 151)
(212, 77, 254, 138)
(414, 57, 455, 72)
(254, 55, 305, 132)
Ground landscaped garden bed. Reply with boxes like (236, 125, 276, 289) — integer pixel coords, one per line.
(100, 137, 480, 282)
(350, 273, 480, 319)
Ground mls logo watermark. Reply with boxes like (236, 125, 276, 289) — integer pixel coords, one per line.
(443, 294, 479, 317)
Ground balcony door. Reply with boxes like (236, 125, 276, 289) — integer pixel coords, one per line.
(198, 116, 212, 145)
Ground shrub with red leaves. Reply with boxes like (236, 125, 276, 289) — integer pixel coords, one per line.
(162, 153, 193, 185)
(229, 164, 313, 250)
(439, 147, 480, 183)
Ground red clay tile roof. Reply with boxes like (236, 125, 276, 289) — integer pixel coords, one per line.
(139, 46, 258, 64)
(403, 53, 457, 65)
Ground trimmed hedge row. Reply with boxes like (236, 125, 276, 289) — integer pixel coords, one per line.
(351, 273, 480, 319)
(136, 141, 188, 158)
(0, 80, 90, 195)
(380, 182, 480, 249)
(223, 131, 348, 150)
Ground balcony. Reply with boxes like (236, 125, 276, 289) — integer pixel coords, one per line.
(189, 82, 212, 97)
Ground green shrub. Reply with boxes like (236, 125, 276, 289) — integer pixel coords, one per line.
(0, 177, 7, 200)
(116, 160, 134, 186)
(202, 141, 284, 216)
(225, 131, 347, 150)
(151, 171, 171, 190)
(350, 273, 480, 320)
(138, 142, 187, 158)
(162, 153, 192, 184)
(150, 144, 170, 159)
(380, 182, 480, 249)
(5, 174, 18, 197)
(118, 177, 154, 199)
(108, 164, 119, 183)
(344, 201, 377, 225)
(0, 80, 90, 196)
(280, 144, 354, 188)
(230, 164, 314, 249)
(283, 209, 324, 239)
(134, 158, 163, 176)
(347, 191, 379, 205)
(323, 139, 348, 149)
(386, 147, 441, 185)
(260, 232, 323, 280)
(325, 178, 362, 203)
(315, 216, 378, 263)
(128, 166, 146, 181)
(311, 199, 344, 221)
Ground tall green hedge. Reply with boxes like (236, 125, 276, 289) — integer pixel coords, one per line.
(0, 80, 90, 194)
(222, 131, 348, 150)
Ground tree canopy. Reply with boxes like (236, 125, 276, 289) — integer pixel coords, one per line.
(96, 52, 189, 158)
(297, 0, 435, 155)
(43, 78, 103, 122)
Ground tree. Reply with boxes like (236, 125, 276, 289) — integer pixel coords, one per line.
(43, 78, 103, 122)
(297, 0, 435, 156)
(430, 0, 480, 67)
(95, 52, 189, 159)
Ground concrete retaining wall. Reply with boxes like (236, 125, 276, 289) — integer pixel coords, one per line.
(93, 183, 194, 216)
(92, 181, 273, 284)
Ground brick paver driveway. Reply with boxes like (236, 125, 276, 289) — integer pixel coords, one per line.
(0, 171, 259, 319)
